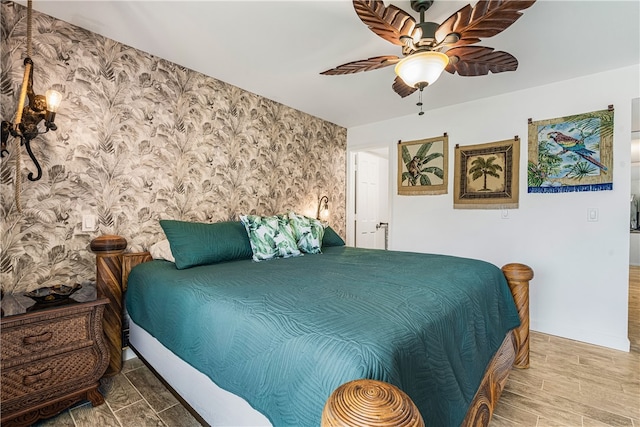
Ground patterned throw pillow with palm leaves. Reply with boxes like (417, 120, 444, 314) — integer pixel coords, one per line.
(288, 212, 325, 254)
(240, 214, 302, 261)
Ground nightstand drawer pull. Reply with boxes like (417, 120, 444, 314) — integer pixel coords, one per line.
(23, 368, 53, 386)
(23, 331, 53, 345)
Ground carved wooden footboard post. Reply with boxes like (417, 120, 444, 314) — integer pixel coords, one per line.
(91, 235, 127, 376)
(322, 379, 424, 427)
(501, 263, 534, 369)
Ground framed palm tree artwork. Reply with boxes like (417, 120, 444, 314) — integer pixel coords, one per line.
(397, 134, 448, 195)
(453, 138, 520, 209)
(527, 107, 613, 193)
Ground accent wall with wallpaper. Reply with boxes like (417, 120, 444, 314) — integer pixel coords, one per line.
(0, 1, 346, 294)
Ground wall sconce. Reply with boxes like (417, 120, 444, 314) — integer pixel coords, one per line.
(1, 0, 62, 182)
(316, 195, 329, 220)
(1, 59, 62, 182)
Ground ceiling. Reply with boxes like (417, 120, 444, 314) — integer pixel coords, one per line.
(17, 0, 640, 129)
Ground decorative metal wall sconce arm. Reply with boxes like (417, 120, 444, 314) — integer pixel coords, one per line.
(1, 57, 61, 181)
(316, 195, 329, 220)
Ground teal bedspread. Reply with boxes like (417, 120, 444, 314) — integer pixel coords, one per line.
(126, 246, 520, 427)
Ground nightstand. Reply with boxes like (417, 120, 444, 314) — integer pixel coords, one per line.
(0, 287, 110, 427)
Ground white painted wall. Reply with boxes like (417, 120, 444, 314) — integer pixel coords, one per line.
(347, 65, 640, 351)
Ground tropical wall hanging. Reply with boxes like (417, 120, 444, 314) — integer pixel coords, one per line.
(397, 134, 448, 195)
(453, 137, 520, 209)
(527, 106, 614, 193)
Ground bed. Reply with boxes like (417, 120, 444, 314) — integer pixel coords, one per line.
(90, 218, 533, 427)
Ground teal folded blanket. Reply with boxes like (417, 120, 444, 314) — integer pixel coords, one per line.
(126, 246, 520, 426)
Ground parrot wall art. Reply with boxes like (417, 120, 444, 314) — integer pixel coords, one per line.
(547, 131, 608, 172)
(527, 108, 613, 193)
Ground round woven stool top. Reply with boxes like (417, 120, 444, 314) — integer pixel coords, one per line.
(321, 379, 424, 427)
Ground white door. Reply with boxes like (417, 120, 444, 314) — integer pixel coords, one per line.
(354, 151, 388, 249)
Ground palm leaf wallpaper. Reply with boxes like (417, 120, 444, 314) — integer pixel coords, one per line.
(0, 1, 346, 293)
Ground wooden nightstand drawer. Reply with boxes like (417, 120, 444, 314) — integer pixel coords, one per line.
(1, 347, 103, 409)
(0, 298, 109, 427)
(1, 311, 94, 365)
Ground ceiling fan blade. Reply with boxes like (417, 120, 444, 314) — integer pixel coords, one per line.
(445, 46, 518, 76)
(353, 0, 417, 46)
(436, 0, 536, 47)
(320, 55, 399, 75)
(392, 76, 417, 98)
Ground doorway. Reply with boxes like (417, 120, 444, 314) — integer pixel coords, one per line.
(347, 147, 390, 249)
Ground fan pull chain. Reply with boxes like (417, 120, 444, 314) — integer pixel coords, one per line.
(416, 90, 424, 116)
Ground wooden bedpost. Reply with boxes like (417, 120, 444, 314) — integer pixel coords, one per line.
(91, 235, 127, 376)
(501, 263, 534, 369)
(322, 379, 424, 427)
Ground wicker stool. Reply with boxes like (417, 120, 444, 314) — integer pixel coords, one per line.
(321, 379, 424, 427)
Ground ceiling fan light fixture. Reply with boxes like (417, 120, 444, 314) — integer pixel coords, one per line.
(394, 51, 449, 89)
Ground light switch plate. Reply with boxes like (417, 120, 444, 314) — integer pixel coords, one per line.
(587, 208, 599, 222)
(82, 214, 97, 231)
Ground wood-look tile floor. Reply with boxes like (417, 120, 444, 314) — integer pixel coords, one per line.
(33, 357, 201, 427)
(490, 331, 639, 427)
(491, 265, 640, 427)
(32, 267, 640, 427)
(628, 265, 640, 353)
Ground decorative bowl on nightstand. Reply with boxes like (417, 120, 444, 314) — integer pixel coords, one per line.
(24, 283, 82, 304)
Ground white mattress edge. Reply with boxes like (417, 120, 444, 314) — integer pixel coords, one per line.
(129, 320, 272, 427)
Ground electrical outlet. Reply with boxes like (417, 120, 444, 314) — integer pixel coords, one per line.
(587, 208, 599, 222)
(82, 214, 97, 231)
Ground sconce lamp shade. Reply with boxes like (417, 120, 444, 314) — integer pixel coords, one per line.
(45, 89, 62, 113)
(394, 51, 449, 89)
(44, 89, 62, 126)
(320, 205, 330, 220)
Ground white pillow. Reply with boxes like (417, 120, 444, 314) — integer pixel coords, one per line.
(149, 239, 175, 263)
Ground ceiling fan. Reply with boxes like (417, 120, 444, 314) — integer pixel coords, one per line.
(321, 0, 536, 114)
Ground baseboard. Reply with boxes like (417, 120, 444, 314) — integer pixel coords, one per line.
(531, 322, 630, 352)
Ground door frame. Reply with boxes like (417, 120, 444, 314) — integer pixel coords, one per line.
(346, 146, 392, 248)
